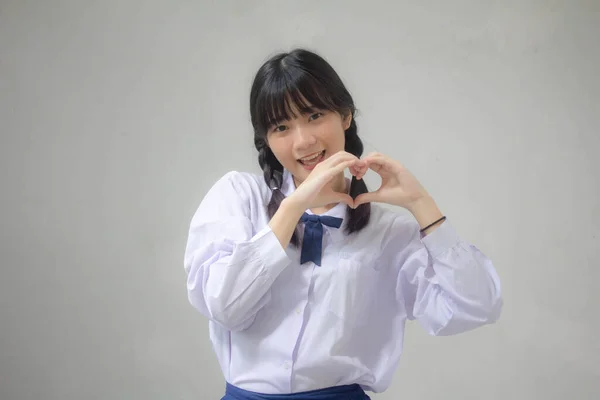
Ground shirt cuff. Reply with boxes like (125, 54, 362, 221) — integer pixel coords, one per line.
(421, 220, 461, 258)
(251, 225, 291, 274)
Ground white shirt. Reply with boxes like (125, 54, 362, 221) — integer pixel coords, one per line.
(183, 169, 502, 394)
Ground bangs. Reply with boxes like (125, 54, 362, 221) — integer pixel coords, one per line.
(254, 71, 341, 133)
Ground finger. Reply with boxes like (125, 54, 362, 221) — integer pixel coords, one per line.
(363, 153, 387, 164)
(349, 163, 366, 179)
(330, 192, 355, 208)
(349, 165, 361, 179)
(364, 157, 384, 173)
(327, 150, 358, 165)
(364, 155, 398, 175)
(328, 159, 359, 177)
(330, 151, 368, 170)
(315, 159, 355, 187)
(352, 169, 366, 180)
(354, 191, 380, 207)
(363, 153, 405, 172)
(358, 163, 368, 178)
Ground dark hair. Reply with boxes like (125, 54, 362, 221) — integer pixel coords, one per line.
(250, 48, 370, 246)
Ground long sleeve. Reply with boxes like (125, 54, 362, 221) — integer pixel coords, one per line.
(395, 219, 503, 336)
(183, 171, 291, 331)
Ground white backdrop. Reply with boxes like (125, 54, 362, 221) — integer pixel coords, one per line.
(1, 1, 599, 399)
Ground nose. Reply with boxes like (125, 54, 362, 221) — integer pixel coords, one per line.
(292, 124, 317, 150)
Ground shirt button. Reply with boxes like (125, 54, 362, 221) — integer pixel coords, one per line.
(283, 361, 291, 370)
(296, 308, 301, 315)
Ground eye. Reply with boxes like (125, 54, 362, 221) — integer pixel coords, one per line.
(271, 124, 287, 133)
(309, 112, 323, 121)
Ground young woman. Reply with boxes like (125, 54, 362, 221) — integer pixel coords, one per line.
(184, 48, 502, 400)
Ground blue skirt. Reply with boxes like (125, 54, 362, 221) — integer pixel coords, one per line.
(222, 382, 371, 400)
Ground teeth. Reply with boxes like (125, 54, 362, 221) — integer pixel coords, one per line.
(300, 152, 323, 162)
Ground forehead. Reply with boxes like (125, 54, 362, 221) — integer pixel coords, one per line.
(269, 94, 318, 123)
(285, 99, 318, 116)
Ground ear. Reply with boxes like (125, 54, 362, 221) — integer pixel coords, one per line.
(342, 111, 352, 130)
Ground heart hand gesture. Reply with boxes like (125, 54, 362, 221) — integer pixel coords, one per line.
(353, 153, 431, 212)
(289, 151, 364, 209)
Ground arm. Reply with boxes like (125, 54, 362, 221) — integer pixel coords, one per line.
(353, 152, 502, 335)
(394, 215, 503, 336)
(185, 153, 362, 331)
(269, 197, 306, 247)
(183, 172, 293, 331)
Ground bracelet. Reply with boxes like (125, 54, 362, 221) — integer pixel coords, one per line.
(420, 216, 446, 233)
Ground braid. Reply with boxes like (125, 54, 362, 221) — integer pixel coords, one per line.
(344, 117, 371, 234)
(257, 144, 301, 246)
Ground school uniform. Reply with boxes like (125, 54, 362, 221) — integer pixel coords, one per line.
(184, 169, 502, 399)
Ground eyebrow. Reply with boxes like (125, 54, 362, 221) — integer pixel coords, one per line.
(269, 106, 319, 127)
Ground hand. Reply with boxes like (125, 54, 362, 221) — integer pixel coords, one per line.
(353, 152, 430, 211)
(288, 151, 365, 209)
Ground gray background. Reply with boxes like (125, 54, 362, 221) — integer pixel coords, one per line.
(1, 1, 599, 399)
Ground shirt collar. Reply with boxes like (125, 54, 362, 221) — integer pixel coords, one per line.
(281, 169, 350, 232)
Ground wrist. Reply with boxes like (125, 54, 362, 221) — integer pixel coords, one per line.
(407, 196, 444, 232)
(281, 196, 307, 218)
(269, 196, 307, 249)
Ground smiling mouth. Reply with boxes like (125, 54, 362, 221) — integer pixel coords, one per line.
(298, 150, 326, 166)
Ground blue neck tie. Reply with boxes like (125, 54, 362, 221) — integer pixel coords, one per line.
(300, 213, 343, 266)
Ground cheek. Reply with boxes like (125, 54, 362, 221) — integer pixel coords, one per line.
(268, 138, 295, 165)
(322, 123, 346, 150)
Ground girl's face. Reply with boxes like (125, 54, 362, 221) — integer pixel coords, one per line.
(266, 105, 352, 185)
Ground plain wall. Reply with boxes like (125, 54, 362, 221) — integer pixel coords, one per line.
(1, 1, 599, 399)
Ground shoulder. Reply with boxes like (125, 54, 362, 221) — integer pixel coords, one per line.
(212, 170, 265, 192)
(204, 170, 271, 208)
